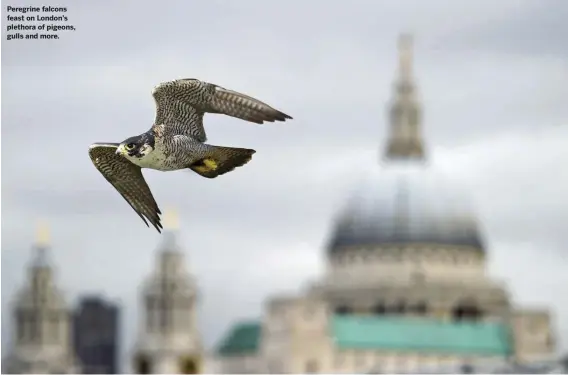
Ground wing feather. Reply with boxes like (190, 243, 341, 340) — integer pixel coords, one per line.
(152, 78, 292, 141)
(88, 143, 163, 232)
(205, 84, 293, 124)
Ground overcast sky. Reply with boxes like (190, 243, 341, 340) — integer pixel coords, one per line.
(2, 0, 567, 370)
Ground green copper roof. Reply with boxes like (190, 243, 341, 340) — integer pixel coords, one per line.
(332, 315, 512, 355)
(217, 316, 512, 357)
(217, 321, 261, 355)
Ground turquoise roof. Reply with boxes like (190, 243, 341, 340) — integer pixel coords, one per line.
(332, 315, 512, 355)
(217, 321, 261, 356)
(217, 316, 512, 357)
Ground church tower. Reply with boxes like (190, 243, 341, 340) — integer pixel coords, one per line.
(4, 221, 80, 374)
(132, 209, 203, 374)
(384, 33, 425, 161)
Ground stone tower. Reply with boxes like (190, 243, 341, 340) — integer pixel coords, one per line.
(4, 221, 80, 374)
(132, 209, 203, 374)
(384, 33, 425, 161)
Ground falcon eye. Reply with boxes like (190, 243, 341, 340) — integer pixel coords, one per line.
(125, 143, 135, 150)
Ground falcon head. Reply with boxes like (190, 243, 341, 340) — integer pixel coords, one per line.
(116, 133, 155, 160)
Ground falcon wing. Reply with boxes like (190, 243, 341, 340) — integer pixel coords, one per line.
(88, 143, 163, 232)
(152, 78, 292, 142)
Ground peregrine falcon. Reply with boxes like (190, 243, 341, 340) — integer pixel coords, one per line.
(89, 78, 292, 232)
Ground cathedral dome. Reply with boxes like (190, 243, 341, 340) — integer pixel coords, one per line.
(327, 34, 483, 256)
(328, 161, 484, 254)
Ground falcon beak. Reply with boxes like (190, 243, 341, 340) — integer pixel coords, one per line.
(115, 146, 124, 156)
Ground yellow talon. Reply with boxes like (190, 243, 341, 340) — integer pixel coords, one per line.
(203, 158, 218, 170)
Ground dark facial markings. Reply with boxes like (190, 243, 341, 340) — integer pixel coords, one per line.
(122, 132, 155, 158)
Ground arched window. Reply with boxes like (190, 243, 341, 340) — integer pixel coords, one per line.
(29, 311, 39, 340)
(179, 356, 198, 374)
(372, 302, 386, 315)
(135, 354, 151, 374)
(461, 363, 474, 374)
(17, 310, 26, 341)
(452, 299, 482, 322)
(161, 296, 172, 331)
(335, 305, 351, 315)
(413, 302, 428, 315)
(49, 312, 59, 342)
(146, 296, 156, 331)
(393, 301, 406, 314)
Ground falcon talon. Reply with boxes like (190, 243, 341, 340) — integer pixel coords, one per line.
(88, 78, 292, 232)
(203, 158, 218, 170)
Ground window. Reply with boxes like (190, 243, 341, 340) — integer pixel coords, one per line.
(372, 302, 386, 315)
(17, 311, 26, 341)
(50, 313, 59, 341)
(393, 301, 406, 314)
(146, 297, 156, 331)
(29, 312, 39, 341)
(546, 333, 554, 348)
(452, 301, 482, 321)
(160, 298, 171, 330)
(335, 305, 351, 315)
(461, 363, 474, 374)
(135, 354, 151, 374)
(413, 302, 428, 315)
(179, 356, 198, 374)
(33, 275, 42, 292)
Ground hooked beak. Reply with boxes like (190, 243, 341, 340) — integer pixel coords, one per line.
(115, 145, 124, 156)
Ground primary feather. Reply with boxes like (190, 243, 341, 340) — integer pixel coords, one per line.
(88, 143, 163, 232)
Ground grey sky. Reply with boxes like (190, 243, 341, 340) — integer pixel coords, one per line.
(2, 0, 567, 369)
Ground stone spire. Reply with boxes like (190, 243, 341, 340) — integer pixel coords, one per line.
(134, 206, 202, 374)
(6, 220, 79, 374)
(384, 33, 426, 161)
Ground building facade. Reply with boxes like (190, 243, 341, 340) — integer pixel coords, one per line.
(214, 34, 556, 374)
(73, 296, 120, 373)
(4, 222, 80, 374)
(131, 210, 206, 374)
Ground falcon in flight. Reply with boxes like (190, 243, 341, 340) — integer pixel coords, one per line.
(89, 78, 292, 232)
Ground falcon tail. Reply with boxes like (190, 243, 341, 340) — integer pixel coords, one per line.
(188, 145, 256, 179)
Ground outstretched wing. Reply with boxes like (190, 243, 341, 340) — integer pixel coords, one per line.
(152, 78, 292, 142)
(88, 143, 163, 232)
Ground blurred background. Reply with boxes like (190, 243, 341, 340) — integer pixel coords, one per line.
(2, 0, 567, 373)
